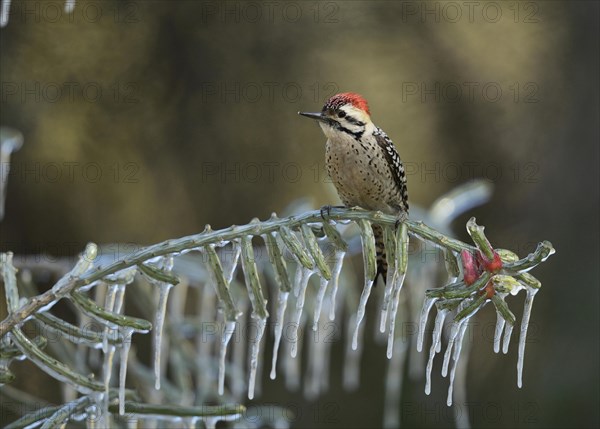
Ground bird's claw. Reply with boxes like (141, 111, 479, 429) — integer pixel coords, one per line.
(320, 205, 333, 221)
(394, 212, 408, 229)
(320, 205, 345, 221)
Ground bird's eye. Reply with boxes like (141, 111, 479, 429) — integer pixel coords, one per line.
(337, 111, 346, 118)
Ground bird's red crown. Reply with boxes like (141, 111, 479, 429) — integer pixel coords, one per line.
(323, 92, 370, 115)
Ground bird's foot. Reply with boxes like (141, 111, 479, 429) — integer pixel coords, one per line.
(320, 205, 345, 221)
(394, 211, 408, 229)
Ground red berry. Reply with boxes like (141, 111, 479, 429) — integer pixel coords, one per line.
(482, 281, 495, 299)
(477, 250, 503, 273)
(461, 249, 479, 285)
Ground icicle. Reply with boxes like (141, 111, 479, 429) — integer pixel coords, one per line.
(374, 308, 388, 346)
(218, 320, 236, 395)
(102, 285, 118, 353)
(436, 334, 443, 353)
(0, 0, 11, 27)
(493, 311, 506, 354)
(379, 277, 394, 333)
(153, 282, 174, 390)
(102, 284, 124, 418)
(425, 309, 447, 395)
(102, 345, 115, 420)
(292, 264, 303, 297)
(344, 313, 364, 391)
(380, 227, 398, 333)
(443, 297, 482, 378)
(203, 417, 218, 429)
(253, 321, 267, 398)
(113, 284, 126, 313)
(86, 402, 98, 429)
(517, 288, 538, 388)
(290, 268, 313, 358)
(248, 317, 266, 399)
(231, 300, 248, 398)
(386, 273, 406, 359)
(119, 328, 134, 415)
(312, 277, 329, 331)
(442, 319, 466, 377)
(196, 281, 217, 364)
(417, 297, 437, 352)
(447, 321, 469, 406)
(328, 250, 345, 321)
(183, 417, 199, 429)
(64, 0, 76, 13)
(502, 323, 513, 354)
(270, 291, 289, 380)
(352, 278, 374, 350)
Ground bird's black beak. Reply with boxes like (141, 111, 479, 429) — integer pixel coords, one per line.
(298, 111, 326, 122)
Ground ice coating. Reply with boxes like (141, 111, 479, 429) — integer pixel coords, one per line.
(223, 241, 241, 284)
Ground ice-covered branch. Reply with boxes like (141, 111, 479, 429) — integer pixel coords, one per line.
(420, 218, 555, 404)
(0, 208, 484, 337)
(1, 205, 555, 426)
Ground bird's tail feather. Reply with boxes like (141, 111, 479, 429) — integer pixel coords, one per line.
(373, 224, 387, 286)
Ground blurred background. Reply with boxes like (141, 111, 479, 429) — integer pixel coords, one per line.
(0, 1, 598, 428)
